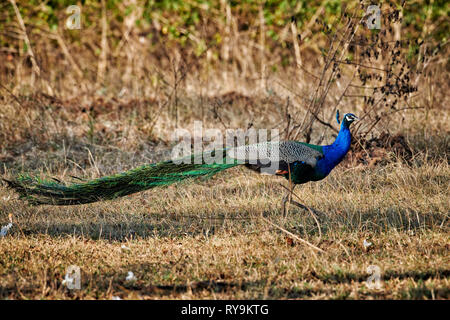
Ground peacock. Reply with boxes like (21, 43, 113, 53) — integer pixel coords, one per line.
(3, 112, 358, 214)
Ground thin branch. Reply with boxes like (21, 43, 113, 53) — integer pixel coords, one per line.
(9, 0, 40, 77)
(260, 216, 325, 253)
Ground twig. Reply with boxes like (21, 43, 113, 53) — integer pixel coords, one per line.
(260, 216, 324, 253)
(0, 83, 25, 108)
(290, 19, 303, 83)
(259, 5, 266, 90)
(55, 31, 83, 79)
(9, 0, 40, 77)
(97, 0, 108, 85)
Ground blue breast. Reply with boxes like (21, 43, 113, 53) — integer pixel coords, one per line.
(315, 123, 352, 178)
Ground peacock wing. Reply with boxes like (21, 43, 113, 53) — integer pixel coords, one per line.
(227, 141, 323, 175)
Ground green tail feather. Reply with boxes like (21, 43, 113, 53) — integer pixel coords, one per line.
(4, 151, 239, 205)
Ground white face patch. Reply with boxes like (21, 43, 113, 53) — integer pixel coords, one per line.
(345, 114, 356, 122)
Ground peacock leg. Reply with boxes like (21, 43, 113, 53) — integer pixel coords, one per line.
(282, 184, 296, 217)
(282, 165, 295, 217)
(282, 185, 326, 219)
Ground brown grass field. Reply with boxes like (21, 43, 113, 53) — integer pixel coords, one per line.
(0, 0, 449, 299)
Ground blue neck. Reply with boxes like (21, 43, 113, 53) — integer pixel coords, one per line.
(318, 122, 352, 175)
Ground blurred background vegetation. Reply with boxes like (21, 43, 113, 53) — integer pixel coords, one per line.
(0, 0, 448, 163)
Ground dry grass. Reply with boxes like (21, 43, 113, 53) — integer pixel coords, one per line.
(0, 148, 448, 299)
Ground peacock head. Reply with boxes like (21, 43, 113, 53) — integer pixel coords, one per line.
(342, 113, 358, 127)
(336, 110, 358, 128)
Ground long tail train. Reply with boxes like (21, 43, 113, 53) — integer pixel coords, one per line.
(3, 152, 239, 205)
